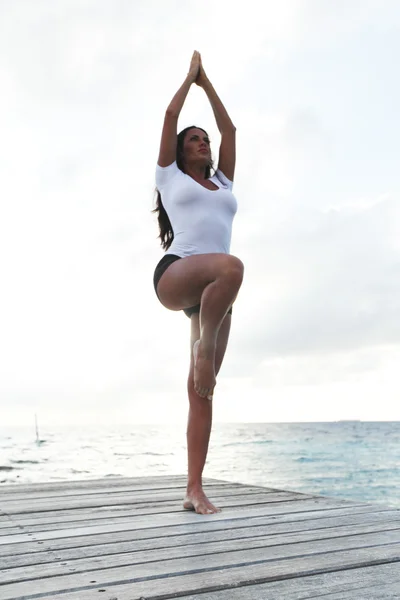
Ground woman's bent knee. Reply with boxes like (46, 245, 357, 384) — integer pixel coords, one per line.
(223, 255, 244, 286)
(227, 255, 244, 274)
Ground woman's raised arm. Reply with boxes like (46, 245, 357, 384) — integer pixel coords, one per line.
(195, 55, 236, 181)
(158, 51, 200, 167)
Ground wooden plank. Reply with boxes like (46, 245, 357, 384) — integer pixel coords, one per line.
(166, 564, 400, 600)
(2, 542, 400, 600)
(0, 487, 275, 514)
(0, 485, 271, 525)
(3, 510, 400, 569)
(0, 474, 187, 490)
(317, 583, 400, 599)
(0, 490, 312, 516)
(0, 475, 230, 495)
(2, 522, 400, 584)
(46, 573, 400, 600)
(0, 480, 265, 504)
(0, 491, 271, 522)
(2, 492, 313, 516)
(0, 500, 385, 553)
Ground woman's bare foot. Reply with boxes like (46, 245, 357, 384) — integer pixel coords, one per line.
(183, 485, 221, 514)
(193, 339, 216, 398)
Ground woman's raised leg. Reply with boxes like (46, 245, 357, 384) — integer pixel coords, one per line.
(184, 312, 232, 514)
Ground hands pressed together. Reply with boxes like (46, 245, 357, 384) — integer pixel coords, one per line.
(188, 50, 208, 87)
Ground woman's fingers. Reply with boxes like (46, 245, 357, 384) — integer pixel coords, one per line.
(190, 50, 200, 68)
(194, 53, 207, 86)
(188, 50, 201, 81)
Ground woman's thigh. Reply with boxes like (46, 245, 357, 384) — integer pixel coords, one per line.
(157, 253, 244, 311)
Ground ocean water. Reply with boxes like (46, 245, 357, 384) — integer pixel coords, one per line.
(1, 421, 399, 508)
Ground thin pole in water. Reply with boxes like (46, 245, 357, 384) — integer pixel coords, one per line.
(35, 414, 39, 444)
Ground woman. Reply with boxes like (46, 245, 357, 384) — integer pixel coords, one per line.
(153, 51, 244, 514)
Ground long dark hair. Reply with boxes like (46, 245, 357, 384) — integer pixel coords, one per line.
(152, 126, 214, 250)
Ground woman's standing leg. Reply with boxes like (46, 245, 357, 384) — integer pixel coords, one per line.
(184, 312, 232, 514)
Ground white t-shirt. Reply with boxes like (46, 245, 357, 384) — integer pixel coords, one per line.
(155, 161, 238, 258)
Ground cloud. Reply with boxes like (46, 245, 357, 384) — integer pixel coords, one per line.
(229, 193, 400, 375)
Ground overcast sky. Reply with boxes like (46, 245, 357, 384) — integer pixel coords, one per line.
(1, 0, 399, 427)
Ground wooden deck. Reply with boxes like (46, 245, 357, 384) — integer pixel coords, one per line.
(0, 476, 400, 599)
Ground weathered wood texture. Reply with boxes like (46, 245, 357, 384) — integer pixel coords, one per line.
(0, 475, 399, 599)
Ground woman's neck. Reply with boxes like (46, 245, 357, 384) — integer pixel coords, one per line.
(184, 163, 207, 180)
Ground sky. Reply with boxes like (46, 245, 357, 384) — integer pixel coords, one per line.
(1, 0, 399, 427)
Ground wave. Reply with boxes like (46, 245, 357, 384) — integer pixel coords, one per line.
(294, 456, 323, 463)
(222, 440, 274, 447)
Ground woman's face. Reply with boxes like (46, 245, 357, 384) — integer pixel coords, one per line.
(183, 128, 211, 166)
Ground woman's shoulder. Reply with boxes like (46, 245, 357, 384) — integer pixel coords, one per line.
(156, 161, 182, 189)
(213, 169, 234, 191)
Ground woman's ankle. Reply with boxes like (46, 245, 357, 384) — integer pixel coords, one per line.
(187, 479, 202, 491)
